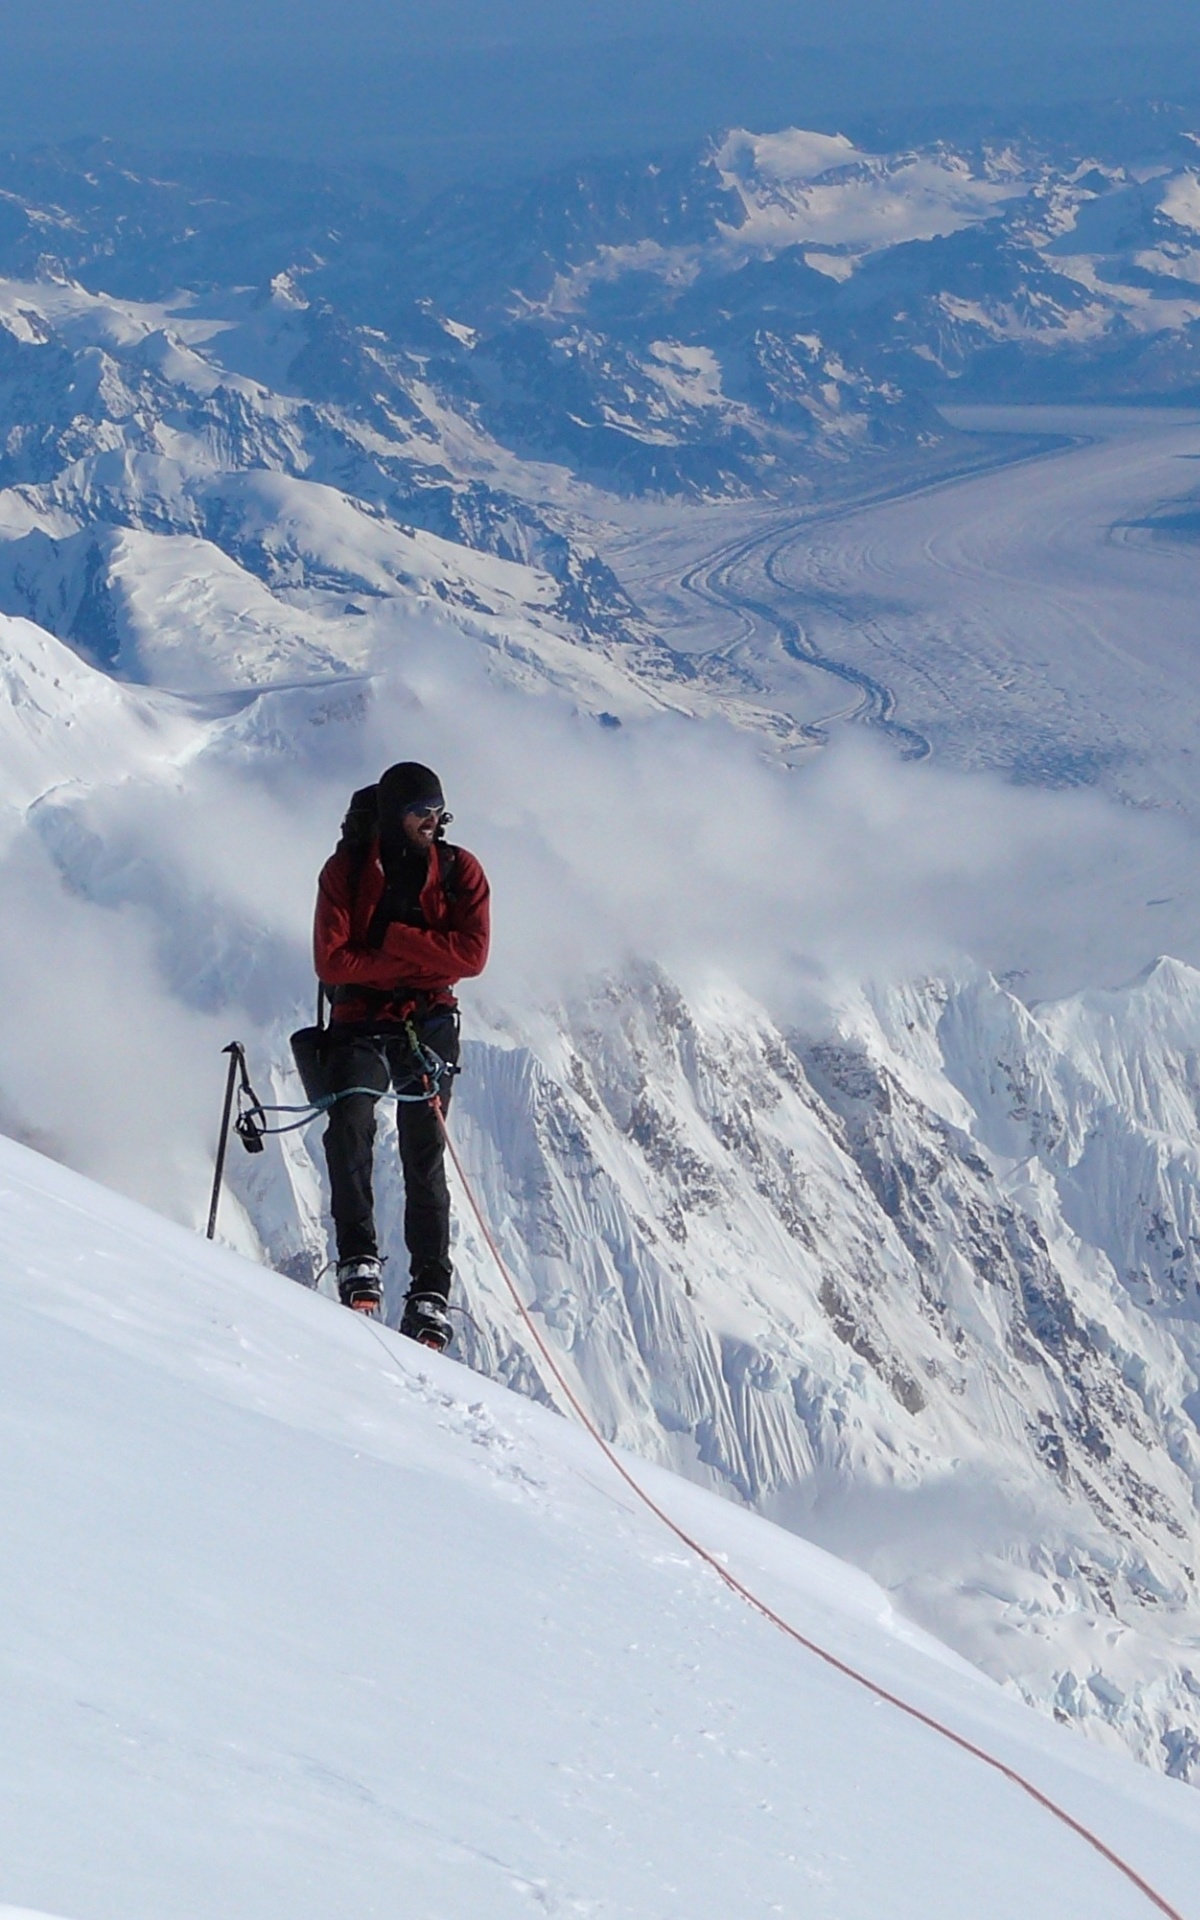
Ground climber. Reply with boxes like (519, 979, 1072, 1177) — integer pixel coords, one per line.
(313, 761, 490, 1348)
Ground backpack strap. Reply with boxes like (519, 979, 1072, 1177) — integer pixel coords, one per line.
(338, 783, 379, 889)
(438, 841, 460, 907)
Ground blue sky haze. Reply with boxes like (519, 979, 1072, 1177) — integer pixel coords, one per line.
(1, 0, 1198, 181)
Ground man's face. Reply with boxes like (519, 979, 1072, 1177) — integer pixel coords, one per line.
(402, 802, 443, 850)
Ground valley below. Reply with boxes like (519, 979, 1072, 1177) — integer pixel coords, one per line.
(610, 404, 1200, 802)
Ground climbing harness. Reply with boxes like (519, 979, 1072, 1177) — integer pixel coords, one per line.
(206, 1030, 456, 1238)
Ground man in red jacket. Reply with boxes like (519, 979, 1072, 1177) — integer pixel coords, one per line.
(313, 760, 490, 1347)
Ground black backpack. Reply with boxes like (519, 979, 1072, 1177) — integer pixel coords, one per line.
(336, 783, 459, 913)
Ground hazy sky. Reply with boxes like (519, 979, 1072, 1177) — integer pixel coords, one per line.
(4, 0, 1199, 45)
(0, 0, 1196, 181)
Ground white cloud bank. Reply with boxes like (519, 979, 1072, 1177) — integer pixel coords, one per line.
(1, 623, 1196, 1221)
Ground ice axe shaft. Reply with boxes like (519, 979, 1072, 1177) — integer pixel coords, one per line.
(206, 1042, 244, 1241)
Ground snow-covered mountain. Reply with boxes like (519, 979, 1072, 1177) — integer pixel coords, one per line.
(6, 122, 1200, 1803)
(393, 116, 1200, 421)
(5, 1132, 1199, 1918)
(256, 955, 1200, 1783)
(3, 119, 1200, 655)
(7, 576, 1200, 1789)
(2, 124, 1199, 510)
(0, 269, 827, 768)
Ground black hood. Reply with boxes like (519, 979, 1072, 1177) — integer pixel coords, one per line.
(377, 761, 445, 877)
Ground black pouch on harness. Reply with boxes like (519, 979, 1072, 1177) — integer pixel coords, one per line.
(291, 984, 335, 1104)
(290, 1024, 332, 1104)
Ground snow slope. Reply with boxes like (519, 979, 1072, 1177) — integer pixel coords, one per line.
(1, 1130, 1198, 1920)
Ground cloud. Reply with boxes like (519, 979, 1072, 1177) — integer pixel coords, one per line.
(0, 831, 228, 1220)
(2, 621, 1196, 1231)
(357, 635, 1199, 1012)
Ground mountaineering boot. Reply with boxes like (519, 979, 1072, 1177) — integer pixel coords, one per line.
(400, 1290, 452, 1352)
(337, 1255, 383, 1314)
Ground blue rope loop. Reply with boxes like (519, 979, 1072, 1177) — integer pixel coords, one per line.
(235, 1034, 457, 1143)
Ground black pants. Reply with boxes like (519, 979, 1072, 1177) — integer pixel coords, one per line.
(322, 1013, 460, 1296)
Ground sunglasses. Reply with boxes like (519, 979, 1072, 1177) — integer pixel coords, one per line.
(403, 801, 445, 820)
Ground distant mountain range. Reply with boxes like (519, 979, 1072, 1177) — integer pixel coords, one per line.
(2, 116, 1199, 683)
(2, 119, 1200, 516)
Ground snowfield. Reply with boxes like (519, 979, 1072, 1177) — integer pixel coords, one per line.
(715, 126, 1030, 254)
(1, 1131, 1199, 1919)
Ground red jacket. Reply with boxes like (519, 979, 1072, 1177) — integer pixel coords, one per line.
(314, 837, 490, 1023)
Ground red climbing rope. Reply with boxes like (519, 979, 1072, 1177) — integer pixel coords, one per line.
(434, 1101, 1186, 1920)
